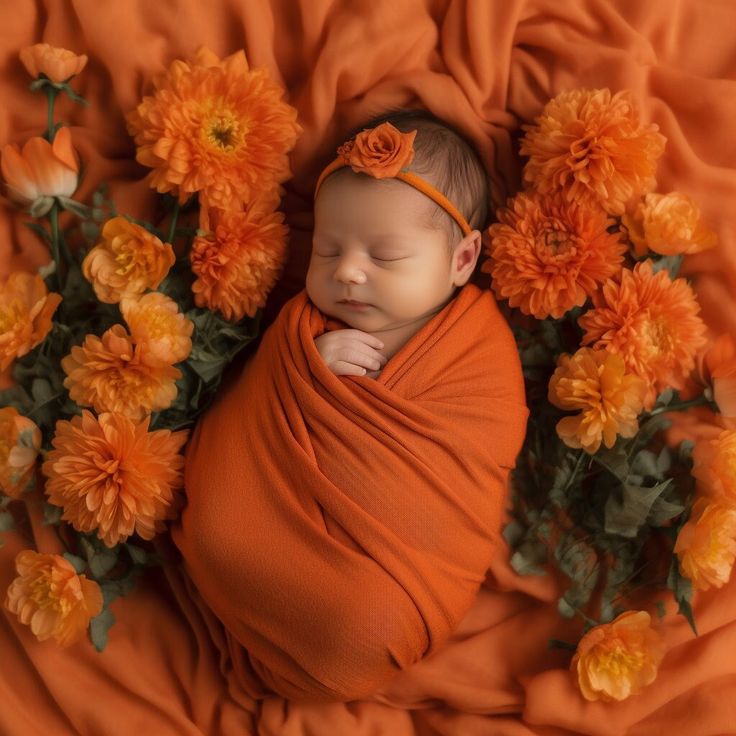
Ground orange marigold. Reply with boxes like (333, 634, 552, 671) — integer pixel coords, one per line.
(691, 428, 736, 504)
(120, 291, 193, 364)
(4, 550, 102, 647)
(675, 496, 736, 591)
(190, 201, 288, 322)
(571, 610, 665, 702)
(0, 407, 41, 498)
(483, 191, 627, 319)
(623, 192, 718, 258)
(19, 43, 87, 83)
(82, 216, 175, 304)
(41, 411, 188, 547)
(125, 46, 301, 209)
(548, 347, 647, 454)
(579, 260, 707, 409)
(61, 324, 180, 422)
(0, 271, 62, 371)
(520, 88, 666, 215)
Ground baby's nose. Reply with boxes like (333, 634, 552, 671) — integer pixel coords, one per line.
(334, 256, 367, 284)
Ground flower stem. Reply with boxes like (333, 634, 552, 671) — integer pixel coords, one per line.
(647, 395, 712, 416)
(167, 200, 181, 245)
(49, 202, 65, 292)
(46, 87, 59, 142)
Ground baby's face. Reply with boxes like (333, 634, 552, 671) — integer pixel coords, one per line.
(307, 173, 458, 334)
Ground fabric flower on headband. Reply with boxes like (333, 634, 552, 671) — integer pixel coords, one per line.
(337, 122, 416, 178)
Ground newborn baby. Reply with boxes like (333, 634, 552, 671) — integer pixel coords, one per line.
(174, 110, 529, 703)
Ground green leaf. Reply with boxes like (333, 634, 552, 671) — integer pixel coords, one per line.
(89, 607, 115, 652)
(593, 445, 629, 481)
(62, 553, 87, 574)
(667, 557, 698, 635)
(651, 254, 684, 279)
(509, 539, 548, 576)
(125, 543, 148, 565)
(604, 480, 673, 537)
(43, 502, 63, 526)
(558, 597, 576, 619)
(56, 196, 93, 219)
(24, 220, 53, 245)
(0, 511, 15, 532)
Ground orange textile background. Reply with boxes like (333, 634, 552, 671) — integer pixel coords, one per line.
(1, 1, 736, 735)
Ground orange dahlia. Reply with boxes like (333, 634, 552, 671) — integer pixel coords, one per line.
(571, 610, 665, 702)
(520, 88, 665, 215)
(0, 271, 62, 371)
(82, 216, 175, 304)
(691, 429, 736, 504)
(5, 550, 102, 647)
(61, 324, 180, 422)
(120, 291, 193, 364)
(41, 411, 188, 547)
(190, 201, 289, 322)
(548, 347, 647, 454)
(579, 260, 707, 409)
(126, 46, 301, 209)
(483, 191, 627, 319)
(0, 407, 42, 499)
(623, 192, 718, 258)
(675, 496, 736, 591)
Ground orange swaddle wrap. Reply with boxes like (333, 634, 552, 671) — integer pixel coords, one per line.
(172, 283, 528, 702)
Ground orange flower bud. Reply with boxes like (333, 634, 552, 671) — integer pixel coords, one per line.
(19, 43, 87, 83)
(691, 428, 736, 504)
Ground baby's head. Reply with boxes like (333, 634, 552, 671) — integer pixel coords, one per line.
(306, 110, 489, 335)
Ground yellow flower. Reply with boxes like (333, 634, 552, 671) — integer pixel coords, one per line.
(571, 610, 665, 702)
(0, 407, 42, 498)
(675, 496, 736, 591)
(548, 347, 647, 454)
(0, 271, 62, 371)
(82, 217, 175, 304)
(19, 43, 87, 83)
(120, 292, 193, 364)
(4, 550, 102, 647)
(691, 429, 736, 504)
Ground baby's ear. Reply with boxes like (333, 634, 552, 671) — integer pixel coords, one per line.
(452, 229, 482, 286)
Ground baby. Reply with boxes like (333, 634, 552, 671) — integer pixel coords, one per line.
(306, 110, 489, 379)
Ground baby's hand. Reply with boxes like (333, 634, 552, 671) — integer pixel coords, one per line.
(314, 329, 387, 377)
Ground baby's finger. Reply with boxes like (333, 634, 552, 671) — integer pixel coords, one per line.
(338, 347, 385, 371)
(346, 330, 385, 351)
(332, 360, 370, 376)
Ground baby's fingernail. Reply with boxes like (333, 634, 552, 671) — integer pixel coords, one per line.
(361, 368, 367, 375)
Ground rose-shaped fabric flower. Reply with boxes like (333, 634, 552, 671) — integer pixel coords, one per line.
(0, 407, 42, 498)
(571, 610, 665, 702)
(0, 271, 62, 371)
(4, 550, 102, 647)
(691, 428, 736, 504)
(82, 216, 175, 304)
(338, 122, 416, 179)
(1, 127, 80, 215)
(42, 411, 189, 547)
(19, 43, 88, 83)
(623, 192, 718, 257)
(120, 292, 194, 364)
(548, 347, 647, 454)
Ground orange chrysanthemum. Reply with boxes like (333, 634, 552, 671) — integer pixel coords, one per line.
(19, 43, 87, 83)
(675, 496, 736, 591)
(520, 88, 666, 215)
(548, 347, 647, 454)
(125, 46, 301, 209)
(82, 216, 175, 304)
(0, 271, 62, 371)
(579, 260, 707, 409)
(622, 192, 718, 258)
(4, 550, 102, 647)
(41, 411, 188, 547)
(691, 428, 736, 504)
(120, 292, 193, 364)
(61, 324, 181, 422)
(190, 201, 289, 322)
(483, 191, 627, 319)
(571, 610, 665, 702)
(0, 407, 41, 498)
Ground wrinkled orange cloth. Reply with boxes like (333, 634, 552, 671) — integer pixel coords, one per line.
(172, 285, 528, 702)
(2, 1, 736, 735)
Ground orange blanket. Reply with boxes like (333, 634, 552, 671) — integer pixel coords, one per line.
(172, 284, 527, 701)
(2, 1, 736, 734)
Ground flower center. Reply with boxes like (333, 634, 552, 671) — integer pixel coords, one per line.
(202, 107, 245, 153)
(596, 643, 645, 676)
(114, 246, 138, 276)
(30, 573, 71, 615)
(642, 317, 673, 356)
(0, 300, 23, 334)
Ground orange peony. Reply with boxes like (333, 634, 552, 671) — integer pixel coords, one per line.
(61, 324, 181, 422)
(691, 429, 736, 504)
(42, 411, 188, 547)
(190, 201, 289, 322)
(82, 217, 175, 304)
(0, 407, 42, 498)
(571, 610, 665, 702)
(520, 88, 666, 215)
(338, 122, 416, 179)
(126, 46, 301, 209)
(4, 550, 102, 647)
(19, 43, 87, 83)
(548, 347, 647, 454)
(1, 127, 79, 214)
(483, 191, 627, 319)
(700, 334, 736, 417)
(0, 271, 62, 371)
(579, 260, 707, 409)
(675, 496, 736, 591)
(623, 192, 718, 258)
(120, 292, 193, 364)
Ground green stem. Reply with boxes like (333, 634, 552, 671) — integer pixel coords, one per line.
(647, 395, 712, 417)
(46, 87, 59, 142)
(167, 200, 181, 245)
(49, 203, 64, 292)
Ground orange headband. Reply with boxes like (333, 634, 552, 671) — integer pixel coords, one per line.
(314, 122, 472, 237)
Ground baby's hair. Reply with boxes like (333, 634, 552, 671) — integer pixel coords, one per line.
(343, 108, 490, 253)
